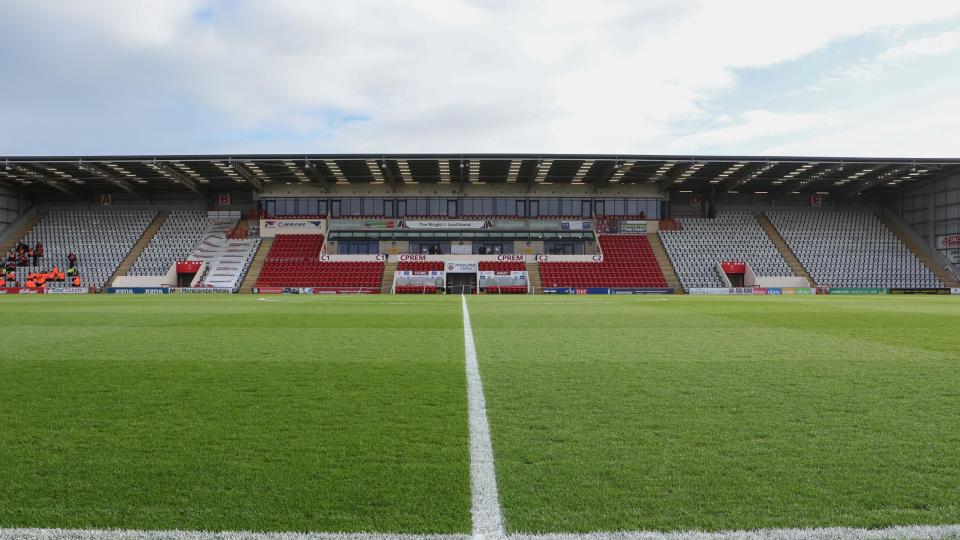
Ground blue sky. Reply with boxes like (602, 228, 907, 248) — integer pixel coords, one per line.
(2, 0, 960, 157)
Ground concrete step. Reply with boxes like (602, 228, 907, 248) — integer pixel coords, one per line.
(648, 232, 682, 293)
(525, 261, 542, 293)
(756, 213, 815, 285)
(0, 212, 43, 254)
(881, 215, 959, 286)
(239, 237, 274, 293)
(380, 262, 397, 293)
(107, 211, 169, 288)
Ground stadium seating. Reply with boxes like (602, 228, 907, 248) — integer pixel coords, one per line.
(191, 235, 261, 289)
(766, 210, 943, 288)
(659, 211, 793, 290)
(16, 210, 155, 288)
(481, 285, 527, 294)
(397, 261, 444, 272)
(478, 261, 525, 272)
(395, 284, 438, 294)
(129, 211, 211, 276)
(254, 234, 384, 291)
(538, 235, 667, 288)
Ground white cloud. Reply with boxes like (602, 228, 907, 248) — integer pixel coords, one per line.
(673, 110, 833, 151)
(762, 94, 960, 158)
(819, 29, 960, 88)
(880, 30, 960, 62)
(1, 0, 960, 154)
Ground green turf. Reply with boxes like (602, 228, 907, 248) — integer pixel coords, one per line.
(468, 295, 960, 533)
(0, 295, 470, 533)
(3, 294, 960, 535)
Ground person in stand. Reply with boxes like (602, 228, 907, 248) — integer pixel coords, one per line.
(67, 251, 77, 269)
(28, 247, 36, 266)
(35, 241, 43, 262)
(72, 276, 81, 287)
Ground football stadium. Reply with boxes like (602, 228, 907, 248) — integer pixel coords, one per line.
(5, 2, 960, 540)
(0, 153, 959, 540)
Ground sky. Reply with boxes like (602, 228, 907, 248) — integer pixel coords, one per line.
(2, 0, 960, 157)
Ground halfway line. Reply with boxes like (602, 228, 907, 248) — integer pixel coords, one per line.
(462, 294, 506, 539)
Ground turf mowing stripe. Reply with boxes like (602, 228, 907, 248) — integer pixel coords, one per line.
(5, 524, 960, 540)
(461, 295, 506, 539)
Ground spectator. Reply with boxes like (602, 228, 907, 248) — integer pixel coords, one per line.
(67, 251, 77, 269)
(35, 241, 43, 262)
(29, 247, 36, 266)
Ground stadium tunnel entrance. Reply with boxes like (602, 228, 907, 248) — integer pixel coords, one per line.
(446, 272, 477, 294)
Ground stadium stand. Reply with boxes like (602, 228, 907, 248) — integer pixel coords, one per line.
(397, 260, 444, 272)
(187, 215, 261, 289)
(659, 211, 793, 290)
(129, 210, 211, 276)
(766, 210, 943, 288)
(538, 235, 666, 288)
(395, 284, 438, 294)
(478, 261, 525, 272)
(15, 210, 156, 288)
(254, 234, 384, 291)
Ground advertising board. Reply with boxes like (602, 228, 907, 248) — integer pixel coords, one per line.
(106, 287, 169, 294)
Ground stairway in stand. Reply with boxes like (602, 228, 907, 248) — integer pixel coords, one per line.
(380, 261, 397, 293)
(0, 212, 43, 253)
(756, 214, 815, 285)
(647, 232, 682, 292)
(881, 214, 959, 286)
(238, 237, 274, 293)
(525, 261, 542, 293)
(107, 211, 168, 287)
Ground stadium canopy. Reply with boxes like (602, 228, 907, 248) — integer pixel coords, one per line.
(2, 154, 959, 196)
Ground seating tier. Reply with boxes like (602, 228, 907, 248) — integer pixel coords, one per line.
(538, 235, 667, 288)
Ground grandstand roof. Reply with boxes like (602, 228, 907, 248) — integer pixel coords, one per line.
(3, 154, 959, 197)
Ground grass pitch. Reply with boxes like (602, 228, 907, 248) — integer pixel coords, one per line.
(0, 294, 959, 535)
(469, 295, 960, 532)
(0, 295, 470, 533)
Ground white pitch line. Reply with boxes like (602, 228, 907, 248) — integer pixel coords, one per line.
(462, 294, 507, 539)
(512, 525, 960, 540)
(0, 529, 465, 540)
